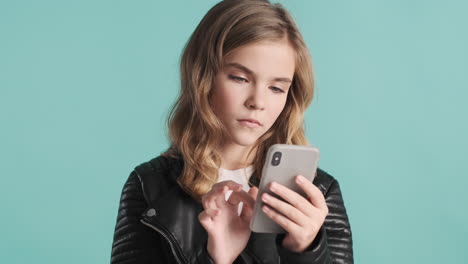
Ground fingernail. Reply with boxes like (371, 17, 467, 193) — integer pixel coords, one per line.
(262, 193, 269, 202)
(296, 175, 304, 184)
(270, 182, 276, 191)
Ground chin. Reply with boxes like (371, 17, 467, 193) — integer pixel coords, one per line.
(230, 133, 260, 147)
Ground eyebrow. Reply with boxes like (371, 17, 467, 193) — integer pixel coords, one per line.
(224, 62, 293, 84)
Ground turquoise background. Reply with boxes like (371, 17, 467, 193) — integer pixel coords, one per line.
(1, 0, 467, 263)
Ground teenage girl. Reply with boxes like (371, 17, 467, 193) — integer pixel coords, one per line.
(111, 0, 353, 263)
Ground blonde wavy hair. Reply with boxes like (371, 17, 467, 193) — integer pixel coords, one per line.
(162, 0, 314, 200)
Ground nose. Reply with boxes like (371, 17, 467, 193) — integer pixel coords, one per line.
(245, 84, 266, 110)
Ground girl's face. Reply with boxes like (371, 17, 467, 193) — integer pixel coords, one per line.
(210, 39, 296, 147)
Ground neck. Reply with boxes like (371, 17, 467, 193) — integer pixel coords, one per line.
(217, 143, 256, 170)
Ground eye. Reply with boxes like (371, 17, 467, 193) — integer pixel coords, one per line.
(270, 87, 285, 93)
(228, 75, 248, 83)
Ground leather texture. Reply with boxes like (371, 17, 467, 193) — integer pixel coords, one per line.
(110, 155, 353, 263)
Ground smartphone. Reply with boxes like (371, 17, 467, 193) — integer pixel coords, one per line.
(249, 144, 320, 233)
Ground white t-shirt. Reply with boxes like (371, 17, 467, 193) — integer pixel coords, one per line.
(217, 165, 254, 215)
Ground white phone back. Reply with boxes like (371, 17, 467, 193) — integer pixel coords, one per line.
(249, 144, 320, 233)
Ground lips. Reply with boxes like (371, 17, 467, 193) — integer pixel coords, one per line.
(237, 118, 262, 127)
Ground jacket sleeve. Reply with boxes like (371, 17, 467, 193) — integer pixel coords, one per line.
(110, 170, 167, 263)
(110, 170, 216, 264)
(275, 179, 354, 263)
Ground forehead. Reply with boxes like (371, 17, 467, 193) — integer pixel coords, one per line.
(223, 40, 296, 79)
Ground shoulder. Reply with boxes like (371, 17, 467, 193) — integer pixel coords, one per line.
(126, 154, 184, 203)
(313, 167, 338, 196)
(134, 154, 183, 181)
(314, 168, 349, 210)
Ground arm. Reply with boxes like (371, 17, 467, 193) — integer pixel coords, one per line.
(110, 170, 166, 263)
(110, 170, 216, 264)
(276, 179, 353, 263)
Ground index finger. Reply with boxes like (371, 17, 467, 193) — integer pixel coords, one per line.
(227, 190, 255, 208)
(201, 181, 242, 209)
(211, 180, 243, 192)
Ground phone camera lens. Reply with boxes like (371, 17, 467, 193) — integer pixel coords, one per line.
(271, 151, 282, 166)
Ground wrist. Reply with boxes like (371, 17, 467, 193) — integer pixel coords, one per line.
(207, 238, 236, 264)
(214, 261, 233, 264)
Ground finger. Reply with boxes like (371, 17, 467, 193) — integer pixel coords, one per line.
(201, 193, 215, 210)
(212, 180, 243, 192)
(202, 185, 228, 210)
(240, 201, 254, 221)
(198, 211, 211, 225)
(227, 190, 255, 208)
(209, 207, 221, 216)
(261, 192, 308, 226)
(295, 175, 328, 211)
(262, 204, 301, 234)
(238, 187, 258, 221)
(213, 185, 230, 208)
(202, 181, 243, 210)
(198, 208, 221, 232)
(268, 181, 314, 217)
(198, 209, 216, 224)
(248, 187, 259, 200)
(214, 180, 242, 201)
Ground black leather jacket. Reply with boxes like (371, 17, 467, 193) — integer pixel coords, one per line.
(110, 155, 353, 263)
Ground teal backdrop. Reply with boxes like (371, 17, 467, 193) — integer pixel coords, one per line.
(1, 0, 467, 263)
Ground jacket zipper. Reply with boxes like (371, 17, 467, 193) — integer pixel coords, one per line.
(140, 218, 186, 264)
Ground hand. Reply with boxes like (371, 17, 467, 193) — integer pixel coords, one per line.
(198, 181, 258, 264)
(260, 175, 328, 253)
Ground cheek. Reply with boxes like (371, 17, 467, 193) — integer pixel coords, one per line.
(270, 98, 287, 117)
(264, 99, 287, 127)
(211, 86, 239, 115)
